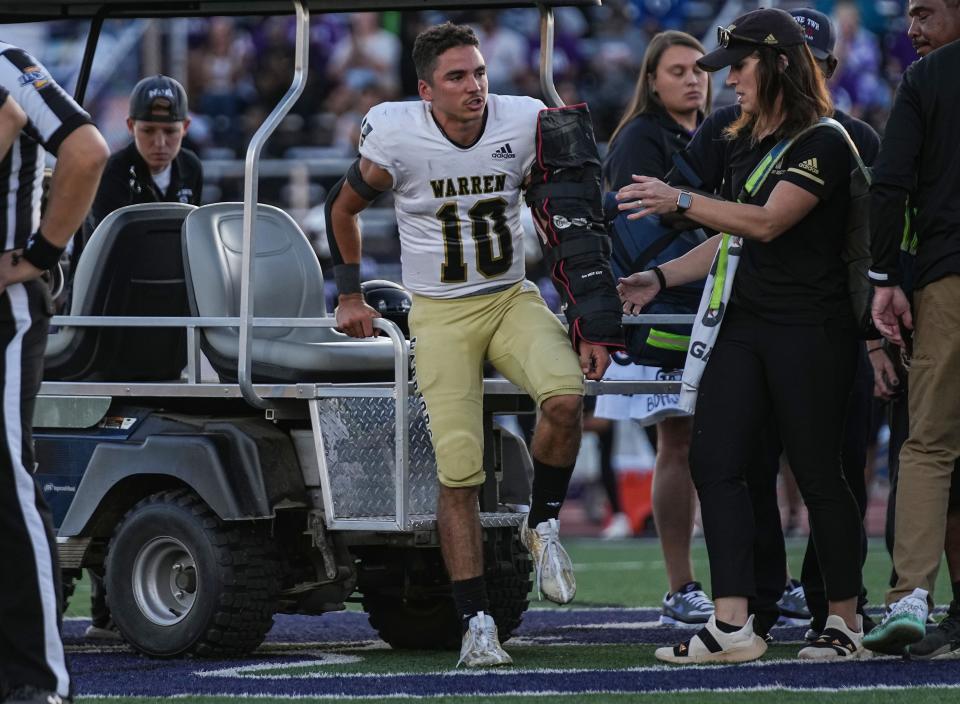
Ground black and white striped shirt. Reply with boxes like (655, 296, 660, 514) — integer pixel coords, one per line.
(0, 42, 91, 252)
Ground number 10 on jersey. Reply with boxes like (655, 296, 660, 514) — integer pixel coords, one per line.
(437, 197, 514, 282)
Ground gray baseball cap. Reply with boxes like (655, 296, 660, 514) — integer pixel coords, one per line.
(129, 75, 188, 122)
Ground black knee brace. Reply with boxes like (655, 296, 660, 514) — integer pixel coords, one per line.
(525, 104, 624, 350)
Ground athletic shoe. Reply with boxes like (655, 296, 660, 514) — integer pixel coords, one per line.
(84, 621, 122, 641)
(798, 614, 869, 660)
(456, 611, 512, 668)
(777, 579, 811, 625)
(659, 581, 714, 627)
(601, 512, 632, 539)
(806, 610, 876, 642)
(655, 614, 767, 664)
(5, 687, 70, 704)
(520, 516, 576, 604)
(906, 603, 960, 660)
(863, 587, 929, 655)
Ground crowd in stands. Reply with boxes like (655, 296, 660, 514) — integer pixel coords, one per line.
(168, 0, 914, 161)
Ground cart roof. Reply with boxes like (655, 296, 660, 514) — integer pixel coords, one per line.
(0, 0, 599, 22)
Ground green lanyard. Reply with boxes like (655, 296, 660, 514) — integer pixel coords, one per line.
(709, 136, 796, 311)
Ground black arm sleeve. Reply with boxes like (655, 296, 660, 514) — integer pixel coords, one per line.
(869, 71, 923, 286)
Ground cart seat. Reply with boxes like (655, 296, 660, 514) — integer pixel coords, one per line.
(44, 202, 197, 381)
(181, 203, 397, 383)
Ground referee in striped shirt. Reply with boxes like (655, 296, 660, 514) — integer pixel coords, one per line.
(0, 43, 108, 704)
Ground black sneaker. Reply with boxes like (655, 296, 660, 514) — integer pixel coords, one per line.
(906, 603, 960, 660)
(777, 579, 811, 625)
(5, 687, 70, 704)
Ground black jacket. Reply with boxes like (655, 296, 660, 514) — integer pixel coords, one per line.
(88, 141, 203, 233)
(870, 40, 960, 289)
(602, 107, 698, 190)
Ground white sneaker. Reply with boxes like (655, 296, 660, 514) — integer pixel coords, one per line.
(798, 614, 869, 660)
(659, 582, 714, 627)
(84, 623, 122, 641)
(863, 587, 930, 655)
(655, 615, 767, 664)
(456, 611, 512, 668)
(520, 516, 576, 604)
(601, 512, 632, 539)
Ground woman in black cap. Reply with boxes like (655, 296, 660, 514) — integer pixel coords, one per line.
(617, 7, 865, 663)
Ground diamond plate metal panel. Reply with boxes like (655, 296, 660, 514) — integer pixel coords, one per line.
(315, 397, 438, 518)
(403, 512, 525, 531)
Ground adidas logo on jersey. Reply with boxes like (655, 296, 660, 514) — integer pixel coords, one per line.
(492, 143, 516, 159)
(797, 158, 819, 175)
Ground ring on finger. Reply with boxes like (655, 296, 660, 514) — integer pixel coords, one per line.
(635, 199, 644, 209)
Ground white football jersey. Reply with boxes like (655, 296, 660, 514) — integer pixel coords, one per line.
(359, 94, 544, 298)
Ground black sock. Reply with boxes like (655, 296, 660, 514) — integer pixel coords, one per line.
(528, 458, 575, 526)
(714, 619, 743, 634)
(451, 576, 490, 635)
(952, 580, 960, 608)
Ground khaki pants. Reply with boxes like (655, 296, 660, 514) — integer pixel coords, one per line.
(889, 274, 960, 605)
(410, 281, 583, 488)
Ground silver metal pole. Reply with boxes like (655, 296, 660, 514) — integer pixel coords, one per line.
(372, 318, 410, 532)
(238, 0, 310, 409)
(538, 3, 564, 108)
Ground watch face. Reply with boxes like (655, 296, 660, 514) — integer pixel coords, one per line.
(678, 192, 693, 211)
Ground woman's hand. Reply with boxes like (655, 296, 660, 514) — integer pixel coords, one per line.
(617, 270, 661, 314)
(616, 176, 681, 220)
(867, 345, 901, 401)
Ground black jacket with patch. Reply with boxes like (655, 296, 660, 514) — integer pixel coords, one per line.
(88, 141, 203, 232)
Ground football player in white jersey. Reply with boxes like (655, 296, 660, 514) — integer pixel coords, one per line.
(328, 22, 611, 667)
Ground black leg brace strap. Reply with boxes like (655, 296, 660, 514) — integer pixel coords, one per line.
(526, 104, 624, 350)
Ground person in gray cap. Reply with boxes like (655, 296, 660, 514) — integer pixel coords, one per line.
(87, 75, 202, 234)
(80, 75, 202, 639)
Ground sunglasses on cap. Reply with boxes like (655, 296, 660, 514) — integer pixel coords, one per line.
(717, 26, 772, 49)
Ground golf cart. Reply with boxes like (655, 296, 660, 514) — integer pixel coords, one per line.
(5, 0, 679, 658)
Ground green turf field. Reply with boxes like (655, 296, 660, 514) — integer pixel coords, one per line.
(77, 695, 956, 704)
(67, 536, 952, 618)
(69, 538, 959, 704)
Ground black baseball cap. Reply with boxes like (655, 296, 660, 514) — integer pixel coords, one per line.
(790, 7, 837, 60)
(698, 8, 807, 72)
(129, 75, 188, 122)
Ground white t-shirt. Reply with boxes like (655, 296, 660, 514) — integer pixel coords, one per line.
(152, 164, 172, 194)
(359, 94, 544, 298)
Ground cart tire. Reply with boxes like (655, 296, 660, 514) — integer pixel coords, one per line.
(104, 488, 280, 657)
(362, 527, 532, 650)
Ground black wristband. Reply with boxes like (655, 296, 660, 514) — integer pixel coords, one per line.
(649, 265, 667, 291)
(868, 347, 885, 356)
(21, 229, 65, 271)
(334, 263, 362, 296)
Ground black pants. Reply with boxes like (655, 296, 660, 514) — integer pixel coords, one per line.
(690, 307, 862, 603)
(748, 346, 872, 634)
(0, 281, 70, 698)
(746, 425, 788, 633)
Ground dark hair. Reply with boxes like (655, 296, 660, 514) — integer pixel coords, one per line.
(413, 22, 480, 84)
(608, 31, 711, 148)
(725, 44, 833, 142)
